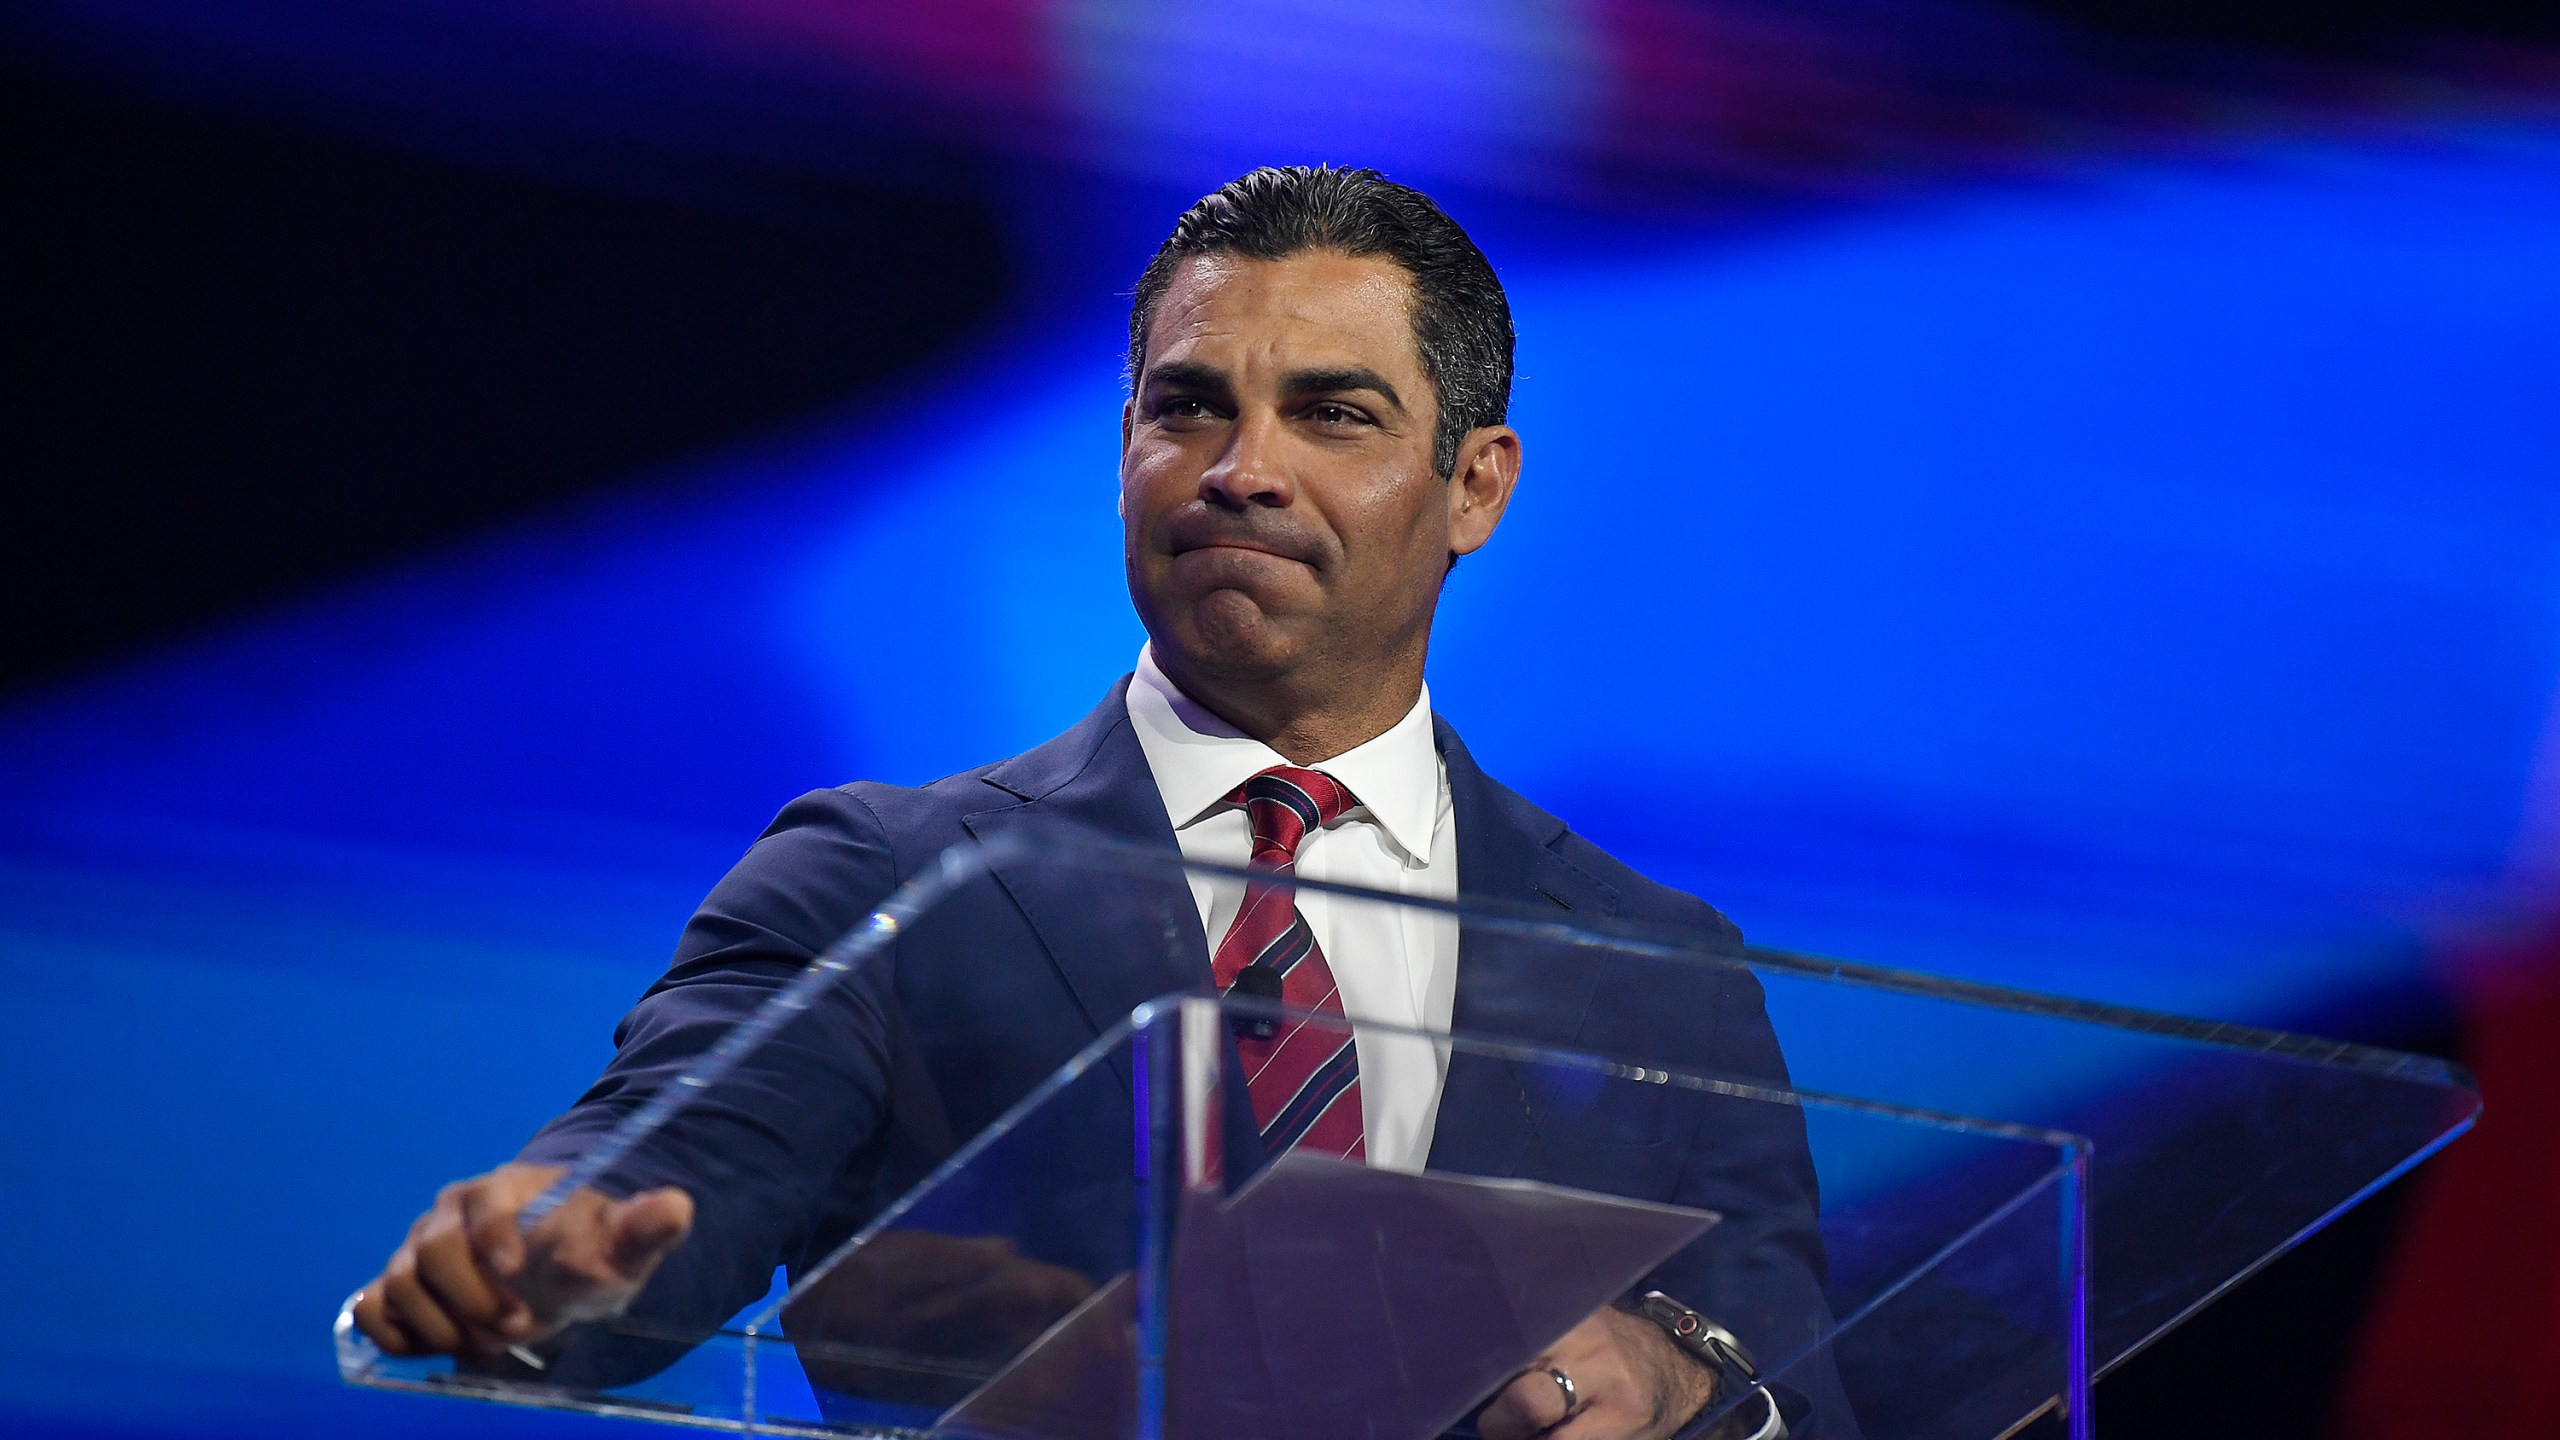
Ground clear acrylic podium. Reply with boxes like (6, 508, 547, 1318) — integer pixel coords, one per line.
(335, 834, 2478, 1439)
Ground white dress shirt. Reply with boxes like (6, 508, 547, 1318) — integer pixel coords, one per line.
(1124, 645, 1460, 1172)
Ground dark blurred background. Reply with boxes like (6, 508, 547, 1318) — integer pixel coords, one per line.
(5, 2, 2557, 1437)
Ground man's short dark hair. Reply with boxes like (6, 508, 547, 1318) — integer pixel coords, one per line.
(1128, 166, 1514, 479)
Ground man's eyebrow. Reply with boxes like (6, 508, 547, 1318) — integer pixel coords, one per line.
(1284, 367, 1405, 415)
(1140, 360, 1232, 396)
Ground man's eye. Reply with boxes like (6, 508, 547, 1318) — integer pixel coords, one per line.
(1308, 402, 1368, 427)
(1156, 396, 1212, 421)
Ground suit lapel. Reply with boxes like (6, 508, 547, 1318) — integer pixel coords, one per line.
(961, 680, 1215, 1072)
(1428, 718, 1621, 1178)
(962, 681, 1275, 1169)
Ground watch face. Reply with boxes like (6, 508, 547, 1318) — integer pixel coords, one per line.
(1638, 1293, 1751, 1373)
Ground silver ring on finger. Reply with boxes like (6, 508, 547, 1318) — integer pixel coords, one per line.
(1548, 1366, 1578, 1415)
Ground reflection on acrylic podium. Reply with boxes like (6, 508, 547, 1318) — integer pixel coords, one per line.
(336, 836, 2478, 1439)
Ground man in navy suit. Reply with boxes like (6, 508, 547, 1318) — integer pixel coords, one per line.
(353, 166, 1840, 1440)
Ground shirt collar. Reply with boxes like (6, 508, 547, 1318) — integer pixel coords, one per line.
(1126, 644, 1440, 865)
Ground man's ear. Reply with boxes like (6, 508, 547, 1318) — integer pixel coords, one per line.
(1119, 398, 1135, 520)
(1447, 425, 1522, 559)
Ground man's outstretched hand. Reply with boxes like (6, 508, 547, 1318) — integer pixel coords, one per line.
(1478, 1305, 1719, 1440)
(351, 1162, 695, 1361)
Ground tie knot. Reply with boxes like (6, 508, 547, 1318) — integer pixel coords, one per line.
(1228, 765, 1357, 863)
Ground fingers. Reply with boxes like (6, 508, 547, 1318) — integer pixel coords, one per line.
(390, 1190, 506, 1355)
(1480, 1305, 1709, 1440)
(1478, 1365, 1576, 1440)
(463, 1173, 535, 1280)
(351, 1282, 418, 1356)
(375, 1249, 468, 1354)
(1544, 1394, 1649, 1440)
(1481, 1310, 1614, 1440)
(362, 1188, 477, 1356)
(416, 1192, 513, 1336)
(357, 1165, 689, 1360)
(1535, 1307, 1722, 1440)
(357, 1165, 571, 1358)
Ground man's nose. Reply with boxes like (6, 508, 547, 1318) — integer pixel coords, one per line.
(1197, 412, 1294, 509)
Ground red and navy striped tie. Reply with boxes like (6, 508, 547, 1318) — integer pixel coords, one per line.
(1212, 765, 1366, 1162)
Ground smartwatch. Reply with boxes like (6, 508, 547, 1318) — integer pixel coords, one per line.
(1628, 1291, 1787, 1440)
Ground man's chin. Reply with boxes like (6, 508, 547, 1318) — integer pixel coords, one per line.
(1161, 596, 1306, 682)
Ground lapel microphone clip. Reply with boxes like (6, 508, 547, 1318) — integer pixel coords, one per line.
(1227, 961, 1284, 1039)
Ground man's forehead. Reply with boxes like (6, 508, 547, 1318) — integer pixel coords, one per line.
(1146, 251, 1421, 377)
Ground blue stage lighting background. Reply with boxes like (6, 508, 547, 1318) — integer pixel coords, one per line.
(3, 122, 2557, 1438)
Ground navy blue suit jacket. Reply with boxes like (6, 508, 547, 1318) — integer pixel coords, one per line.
(522, 681, 1843, 1423)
